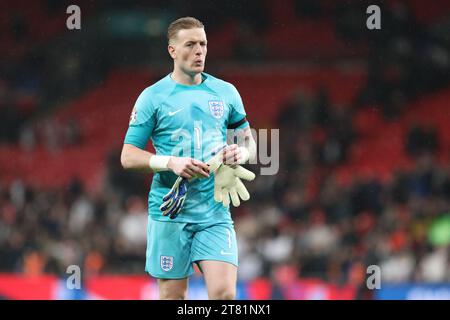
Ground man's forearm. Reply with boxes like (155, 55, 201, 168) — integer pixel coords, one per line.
(121, 145, 153, 172)
(121, 144, 171, 173)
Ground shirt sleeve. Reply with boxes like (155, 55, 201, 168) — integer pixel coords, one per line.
(124, 87, 157, 149)
(228, 84, 250, 130)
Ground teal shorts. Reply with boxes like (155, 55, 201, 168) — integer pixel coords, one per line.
(145, 218, 238, 279)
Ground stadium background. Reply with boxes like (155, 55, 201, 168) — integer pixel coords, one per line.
(0, 0, 449, 300)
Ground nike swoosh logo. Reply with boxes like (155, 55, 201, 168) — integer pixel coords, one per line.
(220, 250, 233, 255)
(168, 108, 184, 116)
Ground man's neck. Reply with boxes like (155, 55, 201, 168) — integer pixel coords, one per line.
(171, 69, 202, 86)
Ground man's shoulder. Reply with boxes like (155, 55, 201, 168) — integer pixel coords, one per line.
(138, 74, 173, 101)
(204, 73, 236, 92)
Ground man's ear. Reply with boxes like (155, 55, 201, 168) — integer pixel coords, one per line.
(168, 44, 176, 59)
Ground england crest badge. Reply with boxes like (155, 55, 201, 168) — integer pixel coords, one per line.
(160, 255, 174, 272)
(209, 100, 224, 119)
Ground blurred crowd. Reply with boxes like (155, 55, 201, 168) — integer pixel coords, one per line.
(238, 101, 449, 299)
(0, 175, 149, 276)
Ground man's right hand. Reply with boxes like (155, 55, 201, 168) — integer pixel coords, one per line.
(167, 157, 210, 179)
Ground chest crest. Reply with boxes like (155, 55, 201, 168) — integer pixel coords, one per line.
(208, 100, 225, 119)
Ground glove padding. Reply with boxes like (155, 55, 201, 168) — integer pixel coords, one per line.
(160, 176, 188, 219)
(214, 164, 255, 207)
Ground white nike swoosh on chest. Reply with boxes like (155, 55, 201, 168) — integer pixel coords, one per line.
(220, 250, 233, 255)
(168, 108, 184, 116)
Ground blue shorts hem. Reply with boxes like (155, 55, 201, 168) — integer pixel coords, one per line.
(191, 257, 238, 268)
(146, 270, 195, 280)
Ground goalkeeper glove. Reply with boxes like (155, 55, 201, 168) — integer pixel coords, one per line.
(160, 145, 255, 218)
(160, 176, 188, 219)
(160, 145, 226, 219)
(214, 164, 255, 207)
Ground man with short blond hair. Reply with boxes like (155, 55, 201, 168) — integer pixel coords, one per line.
(121, 16, 256, 300)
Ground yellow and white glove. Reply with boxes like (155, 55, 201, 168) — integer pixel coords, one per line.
(206, 145, 255, 207)
(213, 164, 255, 207)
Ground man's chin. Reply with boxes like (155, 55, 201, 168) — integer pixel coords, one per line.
(184, 66, 204, 77)
(193, 66, 204, 73)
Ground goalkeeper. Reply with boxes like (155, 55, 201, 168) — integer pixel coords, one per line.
(120, 17, 256, 300)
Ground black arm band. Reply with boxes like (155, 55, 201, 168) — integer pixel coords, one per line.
(227, 117, 247, 130)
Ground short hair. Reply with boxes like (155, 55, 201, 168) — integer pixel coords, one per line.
(167, 17, 204, 44)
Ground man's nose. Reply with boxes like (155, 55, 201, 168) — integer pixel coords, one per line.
(194, 44, 203, 55)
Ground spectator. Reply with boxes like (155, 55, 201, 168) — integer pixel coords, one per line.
(406, 123, 439, 158)
(117, 196, 148, 254)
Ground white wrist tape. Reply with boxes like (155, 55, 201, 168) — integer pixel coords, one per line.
(149, 155, 171, 172)
(238, 147, 250, 164)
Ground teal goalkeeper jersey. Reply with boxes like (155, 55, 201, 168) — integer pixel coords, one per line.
(124, 72, 249, 223)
